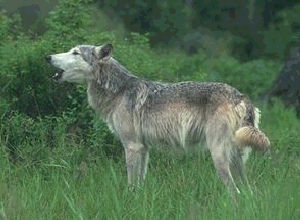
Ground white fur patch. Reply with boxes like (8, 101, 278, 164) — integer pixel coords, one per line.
(254, 107, 261, 128)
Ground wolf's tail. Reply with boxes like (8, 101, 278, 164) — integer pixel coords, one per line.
(235, 126, 270, 152)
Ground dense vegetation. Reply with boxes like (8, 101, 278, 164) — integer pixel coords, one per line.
(0, 0, 299, 219)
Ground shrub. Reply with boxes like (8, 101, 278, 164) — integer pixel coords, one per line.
(201, 55, 281, 99)
(263, 5, 300, 59)
(0, 11, 22, 44)
(0, 0, 96, 117)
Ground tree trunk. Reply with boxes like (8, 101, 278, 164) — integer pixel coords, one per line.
(264, 43, 300, 112)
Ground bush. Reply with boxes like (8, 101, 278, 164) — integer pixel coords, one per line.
(263, 5, 300, 59)
(0, 0, 96, 117)
(201, 55, 281, 99)
(0, 111, 121, 166)
(0, 11, 22, 44)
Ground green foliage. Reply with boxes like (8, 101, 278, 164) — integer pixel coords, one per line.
(0, 11, 11, 43)
(0, 0, 299, 218)
(114, 33, 207, 82)
(263, 5, 300, 59)
(202, 56, 281, 99)
(0, 11, 22, 44)
(0, 38, 58, 116)
(0, 0, 98, 117)
(99, 0, 300, 59)
(46, 0, 92, 42)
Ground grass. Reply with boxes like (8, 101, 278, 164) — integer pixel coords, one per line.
(0, 1, 299, 218)
(0, 102, 300, 220)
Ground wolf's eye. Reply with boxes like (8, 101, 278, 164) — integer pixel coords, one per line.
(72, 51, 80, 55)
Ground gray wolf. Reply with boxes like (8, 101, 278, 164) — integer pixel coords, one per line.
(47, 44, 270, 195)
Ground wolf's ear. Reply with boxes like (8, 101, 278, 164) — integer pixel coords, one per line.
(97, 43, 113, 61)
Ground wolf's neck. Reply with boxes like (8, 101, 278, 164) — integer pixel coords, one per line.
(87, 58, 139, 117)
(97, 58, 138, 92)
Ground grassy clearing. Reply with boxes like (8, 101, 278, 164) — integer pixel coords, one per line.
(1, 1, 299, 219)
(0, 102, 300, 220)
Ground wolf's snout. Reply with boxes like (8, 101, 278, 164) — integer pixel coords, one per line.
(46, 55, 51, 63)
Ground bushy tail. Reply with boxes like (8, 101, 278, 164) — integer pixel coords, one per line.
(235, 126, 270, 152)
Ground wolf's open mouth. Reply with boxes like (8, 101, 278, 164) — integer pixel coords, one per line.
(52, 69, 64, 81)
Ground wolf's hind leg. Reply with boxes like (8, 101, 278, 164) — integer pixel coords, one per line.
(230, 148, 252, 192)
(205, 117, 240, 196)
(230, 149, 247, 184)
(124, 143, 149, 187)
(210, 145, 240, 196)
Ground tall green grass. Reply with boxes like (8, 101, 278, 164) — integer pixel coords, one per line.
(0, 1, 299, 219)
(0, 102, 299, 220)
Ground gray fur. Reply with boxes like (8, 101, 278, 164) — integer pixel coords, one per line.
(48, 44, 270, 195)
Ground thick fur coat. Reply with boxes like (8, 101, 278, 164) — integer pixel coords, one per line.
(48, 44, 270, 195)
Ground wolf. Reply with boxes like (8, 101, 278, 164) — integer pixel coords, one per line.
(47, 43, 270, 195)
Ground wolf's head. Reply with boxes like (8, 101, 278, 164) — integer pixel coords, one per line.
(47, 44, 113, 83)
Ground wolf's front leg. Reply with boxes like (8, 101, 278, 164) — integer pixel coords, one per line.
(124, 143, 149, 187)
